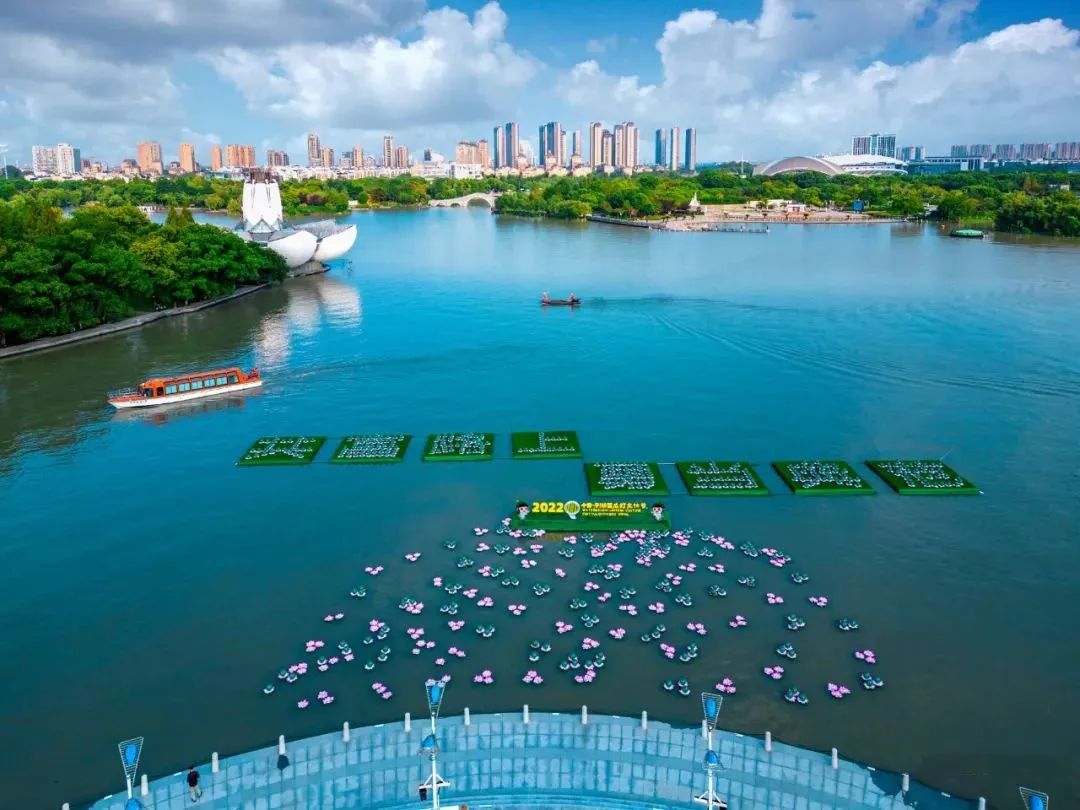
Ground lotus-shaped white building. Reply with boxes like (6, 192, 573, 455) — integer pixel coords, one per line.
(237, 170, 357, 268)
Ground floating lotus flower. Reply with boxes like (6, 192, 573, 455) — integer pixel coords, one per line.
(554, 620, 574, 634)
(763, 665, 785, 680)
(728, 614, 748, 628)
(707, 563, 726, 574)
(715, 678, 736, 694)
(827, 682, 851, 699)
(297, 699, 310, 709)
(508, 603, 527, 616)
(608, 627, 626, 640)
(405, 552, 421, 562)
(473, 669, 494, 685)
(581, 637, 600, 650)
(854, 649, 877, 665)
(686, 622, 707, 636)
(477, 596, 494, 608)
(808, 596, 829, 607)
(648, 602, 666, 614)
(766, 592, 785, 605)
(447, 620, 465, 631)
(555, 567, 566, 578)
(521, 559, 537, 569)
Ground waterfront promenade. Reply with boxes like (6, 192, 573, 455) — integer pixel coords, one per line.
(85, 712, 978, 810)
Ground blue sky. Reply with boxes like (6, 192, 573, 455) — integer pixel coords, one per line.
(1, 0, 1079, 166)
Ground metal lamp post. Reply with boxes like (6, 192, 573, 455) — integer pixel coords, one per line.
(419, 679, 451, 810)
(694, 693, 726, 809)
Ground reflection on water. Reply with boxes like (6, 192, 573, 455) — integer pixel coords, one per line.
(1, 211, 1079, 809)
(109, 392, 253, 427)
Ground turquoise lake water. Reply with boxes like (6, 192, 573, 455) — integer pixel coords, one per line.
(1, 209, 1078, 808)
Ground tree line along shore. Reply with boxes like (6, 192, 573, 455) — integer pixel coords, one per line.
(1, 167, 1078, 348)
(2, 166, 1078, 234)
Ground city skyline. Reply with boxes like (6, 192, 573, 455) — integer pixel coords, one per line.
(1, 1, 1078, 166)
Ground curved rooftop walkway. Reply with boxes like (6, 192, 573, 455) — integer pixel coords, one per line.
(87, 712, 977, 810)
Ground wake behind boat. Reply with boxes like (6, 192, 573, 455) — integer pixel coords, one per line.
(107, 367, 262, 409)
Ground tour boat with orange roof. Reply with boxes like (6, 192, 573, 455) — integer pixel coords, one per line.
(107, 367, 262, 409)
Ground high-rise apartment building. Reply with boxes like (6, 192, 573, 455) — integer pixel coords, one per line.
(899, 145, 924, 162)
(319, 146, 334, 168)
(589, 122, 604, 167)
(613, 123, 625, 168)
(950, 145, 969, 157)
(226, 144, 257, 167)
(538, 121, 563, 168)
(655, 129, 668, 167)
(266, 149, 289, 167)
(455, 141, 481, 164)
(136, 141, 163, 174)
(56, 143, 81, 175)
(968, 144, 992, 159)
(178, 143, 196, 173)
(382, 136, 394, 167)
(31, 145, 58, 174)
(478, 139, 490, 169)
(306, 133, 321, 167)
(503, 122, 519, 167)
(210, 145, 223, 171)
(1019, 143, 1050, 160)
(571, 131, 582, 158)
(853, 133, 895, 157)
(683, 128, 696, 172)
(492, 126, 506, 168)
(994, 144, 1016, 160)
(395, 145, 409, 168)
(559, 131, 567, 167)
(1055, 142, 1080, 160)
(669, 127, 681, 171)
(601, 130, 614, 167)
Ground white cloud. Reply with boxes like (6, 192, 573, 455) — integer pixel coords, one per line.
(586, 35, 618, 55)
(558, 2, 1080, 159)
(207, 2, 537, 130)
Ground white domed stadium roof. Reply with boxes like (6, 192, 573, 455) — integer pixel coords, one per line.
(754, 153, 907, 177)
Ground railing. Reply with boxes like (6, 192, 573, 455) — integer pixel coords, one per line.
(105, 387, 139, 399)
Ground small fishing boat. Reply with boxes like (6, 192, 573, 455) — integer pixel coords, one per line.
(950, 228, 985, 239)
(107, 367, 262, 409)
(541, 296, 582, 307)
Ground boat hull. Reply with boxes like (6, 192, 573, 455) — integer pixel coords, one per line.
(109, 380, 262, 409)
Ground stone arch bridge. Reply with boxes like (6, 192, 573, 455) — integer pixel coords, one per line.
(429, 191, 501, 208)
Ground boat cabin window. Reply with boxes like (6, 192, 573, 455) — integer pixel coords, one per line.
(191, 380, 203, 390)
(217, 376, 227, 385)
(228, 374, 238, 384)
(142, 388, 153, 398)
(178, 382, 191, 392)
(156, 387, 164, 396)
(165, 384, 178, 395)
(204, 378, 215, 388)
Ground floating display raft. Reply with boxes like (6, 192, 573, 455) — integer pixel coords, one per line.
(772, 460, 874, 495)
(511, 500, 671, 531)
(865, 460, 978, 495)
(676, 461, 769, 496)
(422, 433, 495, 462)
(511, 430, 583, 460)
(238, 436, 326, 466)
(331, 434, 412, 464)
(585, 462, 669, 496)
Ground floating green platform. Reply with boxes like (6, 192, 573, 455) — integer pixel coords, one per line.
(422, 433, 495, 462)
(772, 460, 875, 495)
(238, 436, 325, 466)
(331, 434, 411, 464)
(866, 459, 979, 495)
(585, 462, 669, 496)
(511, 499, 671, 531)
(511, 430, 583, 460)
(676, 461, 769, 496)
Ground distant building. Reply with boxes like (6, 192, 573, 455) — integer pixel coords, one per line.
(492, 126, 506, 168)
(504, 122, 519, 167)
(589, 122, 603, 167)
(31, 145, 58, 175)
(968, 144, 992, 159)
(317, 146, 333, 168)
(395, 145, 409, 168)
(654, 129, 667, 167)
(1055, 141, 1080, 160)
(210, 145, 223, 171)
(352, 146, 364, 168)
(227, 144, 257, 168)
(478, 139, 491, 169)
(852, 133, 895, 157)
(949, 145, 968, 157)
(1019, 143, 1049, 160)
(382, 135, 394, 168)
(267, 149, 289, 168)
(136, 141, 163, 174)
(668, 127, 681, 172)
(898, 145, 924, 162)
(683, 128, 696, 172)
(307, 133, 321, 167)
(905, 156, 984, 176)
(601, 130, 614, 167)
(178, 143, 197, 173)
(754, 153, 907, 177)
(538, 121, 563, 168)
(571, 130, 582, 159)
(56, 143, 81, 175)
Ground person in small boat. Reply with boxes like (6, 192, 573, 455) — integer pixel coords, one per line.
(541, 291, 550, 303)
(568, 293, 578, 304)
